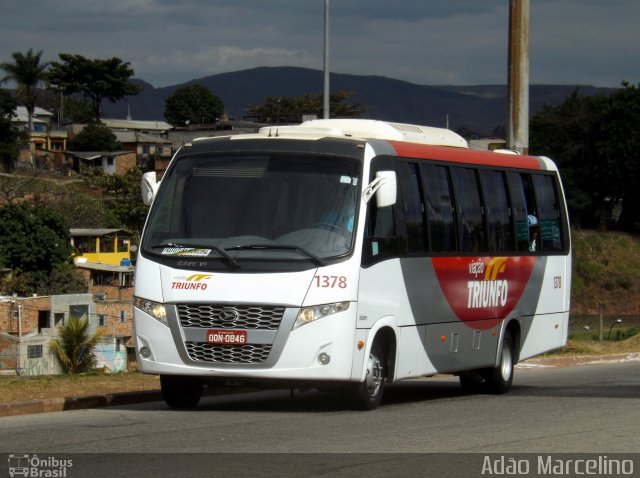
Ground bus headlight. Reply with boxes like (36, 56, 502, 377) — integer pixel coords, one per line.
(293, 302, 350, 330)
(133, 297, 168, 326)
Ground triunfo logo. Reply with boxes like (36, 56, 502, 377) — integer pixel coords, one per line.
(433, 255, 536, 329)
(171, 273, 212, 290)
(467, 257, 508, 309)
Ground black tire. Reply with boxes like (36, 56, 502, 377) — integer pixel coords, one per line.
(353, 341, 386, 410)
(483, 333, 515, 394)
(160, 375, 203, 409)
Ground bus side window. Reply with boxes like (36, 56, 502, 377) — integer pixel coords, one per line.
(362, 158, 399, 267)
(420, 163, 457, 253)
(451, 167, 486, 253)
(480, 170, 514, 253)
(507, 172, 539, 253)
(532, 174, 564, 252)
(397, 162, 427, 254)
(362, 199, 398, 267)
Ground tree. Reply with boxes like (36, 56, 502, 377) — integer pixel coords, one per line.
(50, 317, 103, 374)
(530, 90, 607, 228)
(0, 88, 20, 172)
(0, 48, 48, 132)
(83, 166, 148, 236)
(0, 202, 75, 276)
(164, 84, 224, 126)
(593, 82, 640, 232)
(247, 90, 366, 123)
(63, 96, 94, 123)
(67, 124, 121, 151)
(48, 54, 141, 122)
(531, 83, 640, 232)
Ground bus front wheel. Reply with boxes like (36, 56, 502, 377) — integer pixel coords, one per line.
(353, 341, 386, 410)
(160, 374, 203, 409)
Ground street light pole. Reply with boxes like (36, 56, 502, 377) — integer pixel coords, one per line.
(323, 0, 330, 119)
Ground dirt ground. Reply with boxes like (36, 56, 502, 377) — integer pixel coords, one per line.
(0, 372, 160, 403)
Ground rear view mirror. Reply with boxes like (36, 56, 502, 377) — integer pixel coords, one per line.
(363, 171, 397, 207)
(375, 171, 397, 207)
(141, 171, 159, 206)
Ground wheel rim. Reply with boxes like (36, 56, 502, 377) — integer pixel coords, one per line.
(365, 350, 384, 399)
(500, 340, 513, 382)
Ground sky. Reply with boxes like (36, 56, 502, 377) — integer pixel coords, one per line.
(0, 0, 638, 89)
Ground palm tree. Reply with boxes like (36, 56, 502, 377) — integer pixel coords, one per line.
(0, 48, 48, 132)
(50, 317, 104, 374)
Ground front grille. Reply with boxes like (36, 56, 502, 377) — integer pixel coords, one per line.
(185, 342, 272, 364)
(177, 304, 285, 330)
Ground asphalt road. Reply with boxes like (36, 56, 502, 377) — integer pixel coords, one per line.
(1, 362, 639, 477)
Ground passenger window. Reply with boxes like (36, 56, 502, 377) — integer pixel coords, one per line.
(533, 175, 564, 252)
(507, 173, 539, 253)
(398, 162, 426, 254)
(420, 164, 457, 253)
(480, 170, 513, 253)
(451, 168, 486, 253)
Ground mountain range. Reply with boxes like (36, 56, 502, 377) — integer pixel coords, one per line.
(102, 66, 616, 135)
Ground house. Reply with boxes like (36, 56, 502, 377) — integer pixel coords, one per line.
(0, 227, 139, 375)
(0, 292, 134, 376)
(71, 227, 135, 299)
(67, 118, 174, 172)
(65, 150, 137, 175)
(12, 106, 68, 171)
(112, 130, 173, 171)
(71, 228, 134, 266)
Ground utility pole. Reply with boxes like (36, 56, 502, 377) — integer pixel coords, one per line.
(507, 0, 529, 154)
(16, 304, 22, 375)
(323, 0, 330, 119)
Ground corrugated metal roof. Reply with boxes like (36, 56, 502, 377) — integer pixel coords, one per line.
(113, 131, 172, 144)
(74, 261, 134, 273)
(11, 106, 53, 124)
(102, 118, 172, 131)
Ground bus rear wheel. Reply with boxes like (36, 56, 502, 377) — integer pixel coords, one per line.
(160, 375, 203, 409)
(353, 341, 386, 410)
(483, 333, 515, 394)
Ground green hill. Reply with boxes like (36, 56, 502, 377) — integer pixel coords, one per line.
(571, 230, 640, 316)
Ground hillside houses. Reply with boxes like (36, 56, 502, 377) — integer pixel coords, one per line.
(0, 229, 136, 376)
(12, 107, 174, 175)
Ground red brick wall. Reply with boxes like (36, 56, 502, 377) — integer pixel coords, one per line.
(95, 301, 134, 345)
(0, 297, 51, 334)
(115, 154, 137, 175)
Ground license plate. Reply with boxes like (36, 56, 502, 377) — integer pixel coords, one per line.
(206, 329, 247, 345)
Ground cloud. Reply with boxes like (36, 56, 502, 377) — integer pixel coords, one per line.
(0, 0, 638, 88)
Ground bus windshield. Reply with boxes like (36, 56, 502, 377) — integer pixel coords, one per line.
(141, 153, 361, 267)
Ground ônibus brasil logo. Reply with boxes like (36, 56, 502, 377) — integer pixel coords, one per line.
(171, 273, 212, 290)
(467, 257, 509, 309)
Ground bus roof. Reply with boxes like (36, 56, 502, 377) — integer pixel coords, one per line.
(257, 119, 469, 149)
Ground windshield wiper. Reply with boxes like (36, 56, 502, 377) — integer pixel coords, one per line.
(151, 242, 240, 268)
(226, 244, 326, 267)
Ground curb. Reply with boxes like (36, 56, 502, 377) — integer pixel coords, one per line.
(0, 390, 163, 417)
(517, 352, 640, 369)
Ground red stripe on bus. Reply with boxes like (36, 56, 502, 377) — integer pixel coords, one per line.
(387, 141, 543, 170)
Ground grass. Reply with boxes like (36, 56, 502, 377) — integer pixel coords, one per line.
(0, 371, 159, 403)
(571, 230, 640, 315)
